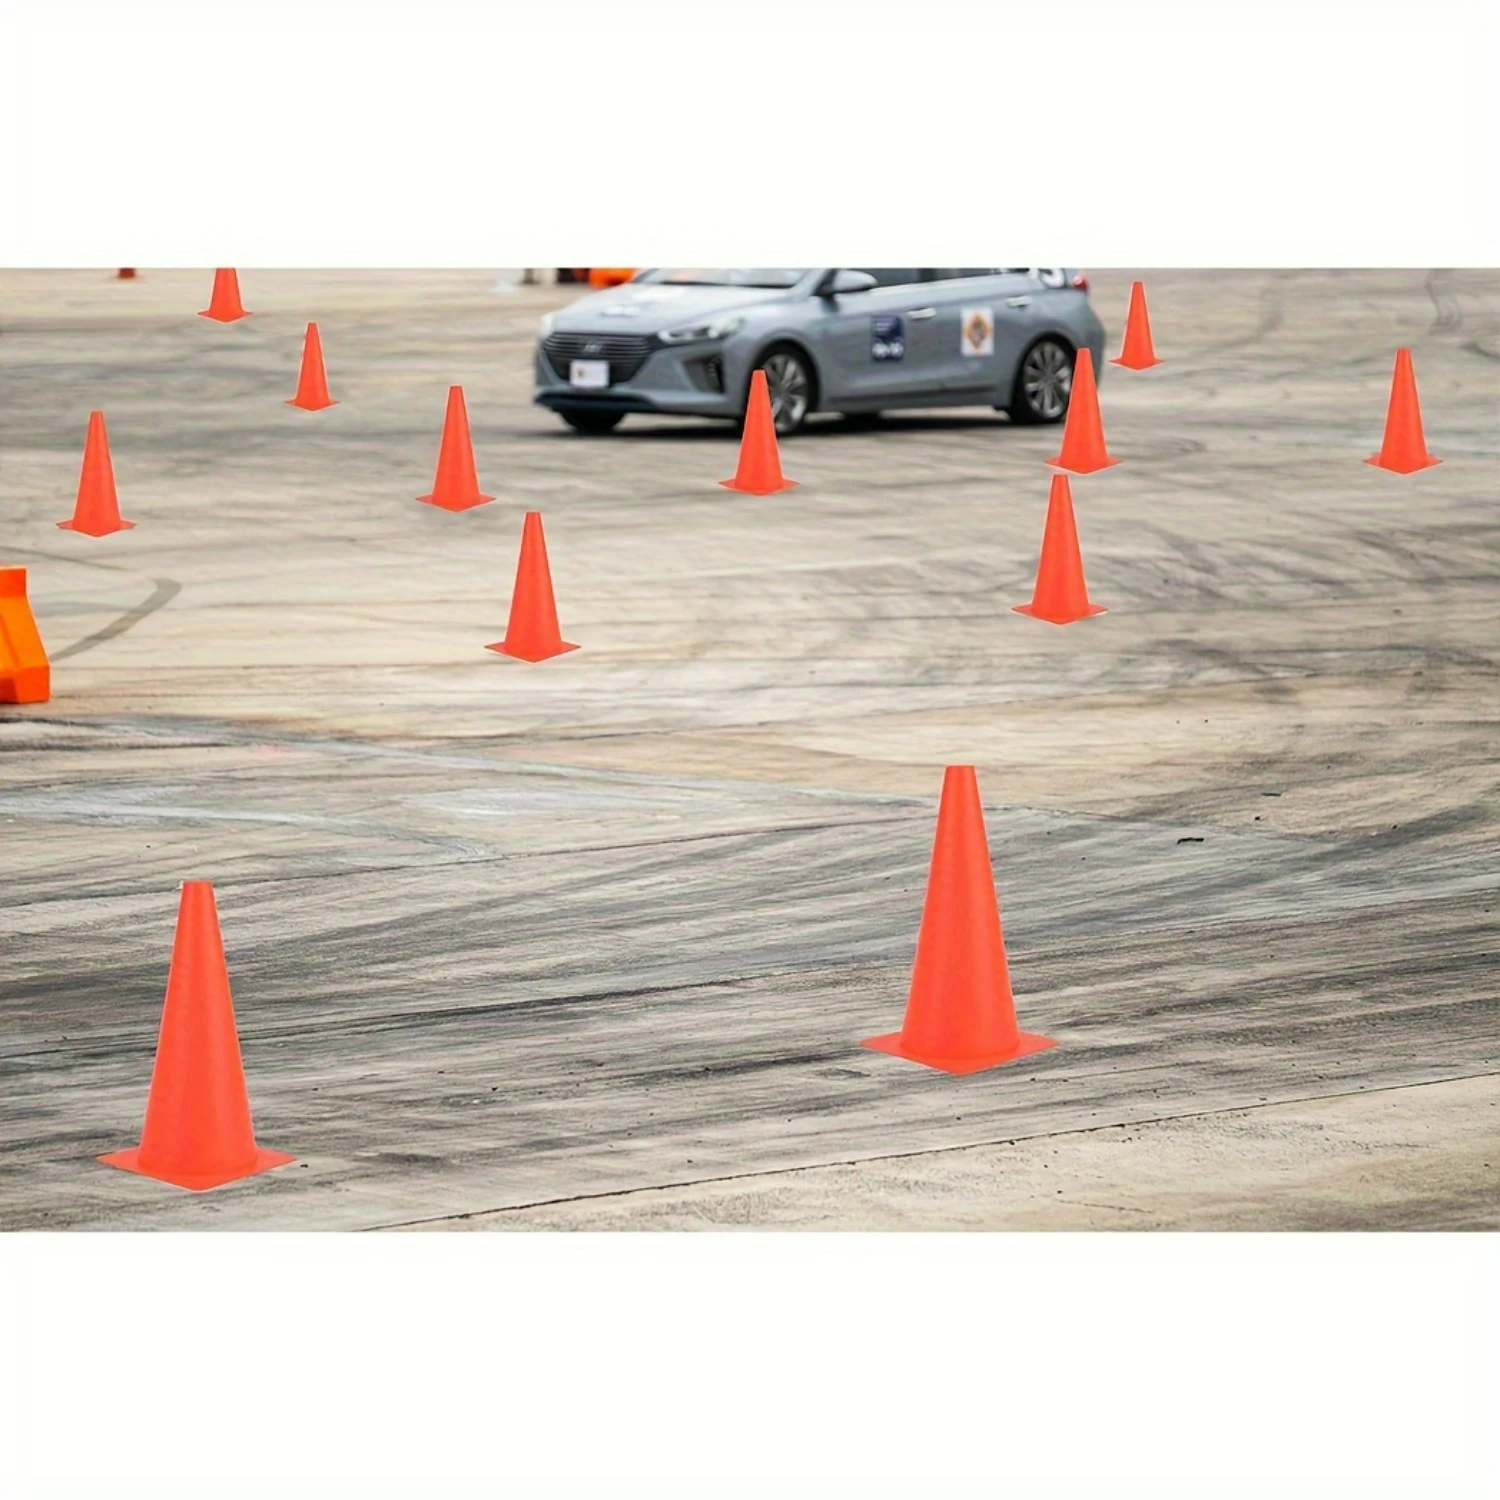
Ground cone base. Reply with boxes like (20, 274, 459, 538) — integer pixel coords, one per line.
(197, 309, 249, 323)
(417, 492, 496, 512)
(0, 668, 50, 704)
(861, 1029, 1058, 1076)
(286, 397, 338, 412)
(1012, 602, 1107, 626)
(57, 518, 136, 536)
(1045, 454, 1121, 475)
(99, 1145, 295, 1192)
(485, 639, 580, 663)
(719, 478, 798, 495)
(1364, 453, 1442, 475)
(1110, 354, 1161, 370)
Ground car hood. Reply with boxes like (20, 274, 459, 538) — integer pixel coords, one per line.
(551, 282, 797, 334)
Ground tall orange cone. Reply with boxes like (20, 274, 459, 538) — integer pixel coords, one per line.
(198, 268, 248, 322)
(720, 369, 797, 494)
(486, 511, 578, 662)
(418, 386, 495, 511)
(57, 412, 135, 537)
(862, 766, 1057, 1075)
(1013, 474, 1106, 626)
(1365, 348, 1441, 474)
(100, 881, 294, 1191)
(1046, 348, 1119, 474)
(287, 322, 337, 411)
(0, 568, 50, 704)
(1111, 280, 1161, 370)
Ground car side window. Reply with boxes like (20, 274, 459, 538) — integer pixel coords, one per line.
(850, 269, 926, 288)
(928, 269, 1004, 283)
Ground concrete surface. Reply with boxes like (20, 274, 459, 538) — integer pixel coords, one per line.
(0, 268, 1495, 1231)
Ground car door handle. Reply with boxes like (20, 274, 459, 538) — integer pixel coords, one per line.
(907, 307, 937, 319)
(1005, 296, 1032, 308)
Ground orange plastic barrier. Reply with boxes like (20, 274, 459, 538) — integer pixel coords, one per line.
(0, 568, 50, 703)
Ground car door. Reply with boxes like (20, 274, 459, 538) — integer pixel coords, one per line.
(924, 269, 1048, 399)
(810, 269, 953, 406)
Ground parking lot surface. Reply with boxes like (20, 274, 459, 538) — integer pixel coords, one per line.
(1, 268, 1495, 1229)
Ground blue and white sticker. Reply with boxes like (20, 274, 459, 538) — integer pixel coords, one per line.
(871, 314, 905, 361)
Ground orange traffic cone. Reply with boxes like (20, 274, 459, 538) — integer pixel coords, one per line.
(486, 511, 578, 662)
(116, 268, 137, 280)
(287, 322, 337, 411)
(418, 386, 495, 511)
(57, 412, 134, 537)
(1046, 348, 1119, 474)
(0, 568, 50, 704)
(1111, 281, 1161, 370)
(1013, 474, 1106, 626)
(198, 268, 248, 322)
(721, 369, 797, 495)
(100, 881, 294, 1191)
(862, 766, 1057, 1074)
(1365, 348, 1441, 474)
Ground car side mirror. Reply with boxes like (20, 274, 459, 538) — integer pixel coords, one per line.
(820, 269, 878, 297)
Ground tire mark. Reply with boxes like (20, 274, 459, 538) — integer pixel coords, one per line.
(50, 578, 181, 661)
(1426, 268, 1462, 332)
(364, 1069, 1500, 1229)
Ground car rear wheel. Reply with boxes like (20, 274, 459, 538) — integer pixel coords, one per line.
(560, 408, 626, 435)
(1007, 338, 1073, 425)
(756, 346, 815, 435)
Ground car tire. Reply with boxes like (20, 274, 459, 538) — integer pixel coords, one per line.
(560, 408, 626, 435)
(753, 345, 816, 436)
(1006, 337, 1074, 425)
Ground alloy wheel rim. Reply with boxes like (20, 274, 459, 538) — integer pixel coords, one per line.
(1023, 343, 1071, 419)
(763, 354, 809, 431)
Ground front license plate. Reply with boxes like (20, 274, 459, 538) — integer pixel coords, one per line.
(570, 359, 610, 388)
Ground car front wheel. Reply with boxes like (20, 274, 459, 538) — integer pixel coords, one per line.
(755, 347, 815, 435)
(1007, 338, 1073, 425)
(560, 408, 625, 435)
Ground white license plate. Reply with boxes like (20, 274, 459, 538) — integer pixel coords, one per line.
(569, 359, 610, 389)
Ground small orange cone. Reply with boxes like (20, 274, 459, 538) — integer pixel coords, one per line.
(486, 511, 579, 662)
(0, 568, 50, 704)
(862, 766, 1057, 1075)
(100, 881, 294, 1191)
(418, 386, 495, 511)
(720, 369, 797, 495)
(1111, 281, 1161, 370)
(1013, 474, 1106, 626)
(1046, 348, 1119, 474)
(1365, 348, 1441, 474)
(287, 322, 337, 411)
(57, 412, 135, 537)
(116, 268, 137, 280)
(198, 268, 248, 323)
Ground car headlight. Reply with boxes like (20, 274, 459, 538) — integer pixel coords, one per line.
(659, 315, 743, 345)
(539, 312, 555, 338)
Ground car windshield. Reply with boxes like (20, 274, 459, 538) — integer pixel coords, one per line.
(637, 269, 812, 289)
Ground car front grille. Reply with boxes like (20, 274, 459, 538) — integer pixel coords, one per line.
(542, 332, 657, 384)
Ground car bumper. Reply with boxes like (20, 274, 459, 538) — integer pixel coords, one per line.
(533, 343, 741, 419)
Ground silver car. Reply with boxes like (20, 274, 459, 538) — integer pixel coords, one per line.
(533, 268, 1106, 436)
